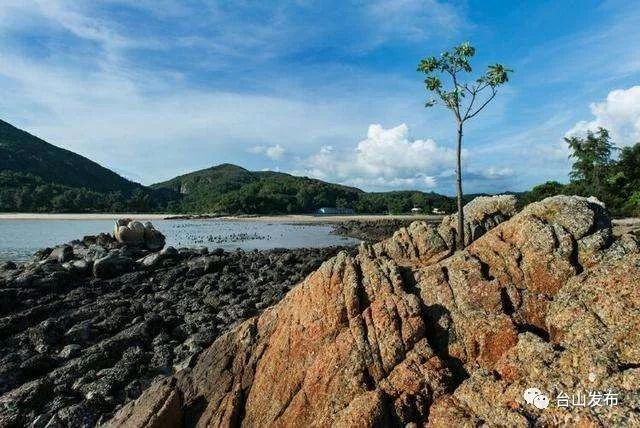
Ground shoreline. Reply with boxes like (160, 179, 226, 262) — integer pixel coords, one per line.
(0, 213, 169, 220)
(0, 212, 445, 223)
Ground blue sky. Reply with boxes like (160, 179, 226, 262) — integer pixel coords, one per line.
(1, 0, 639, 194)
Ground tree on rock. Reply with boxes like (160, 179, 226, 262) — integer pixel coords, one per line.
(418, 42, 511, 249)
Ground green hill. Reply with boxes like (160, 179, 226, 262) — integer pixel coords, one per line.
(152, 164, 457, 215)
(0, 119, 140, 193)
(0, 119, 175, 213)
(152, 164, 366, 214)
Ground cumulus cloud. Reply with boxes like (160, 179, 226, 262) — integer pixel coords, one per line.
(249, 144, 286, 160)
(567, 86, 640, 146)
(297, 123, 456, 190)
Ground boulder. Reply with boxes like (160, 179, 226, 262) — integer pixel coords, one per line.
(48, 245, 74, 264)
(1, 261, 17, 271)
(438, 194, 518, 248)
(137, 246, 178, 269)
(143, 223, 166, 251)
(114, 219, 165, 251)
(93, 253, 133, 279)
(103, 378, 183, 428)
(372, 194, 518, 266)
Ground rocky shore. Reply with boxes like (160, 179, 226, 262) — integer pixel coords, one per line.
(0, 223, 352, 426)
(330, 218, 438, 242)
(107, 195, 640, 427)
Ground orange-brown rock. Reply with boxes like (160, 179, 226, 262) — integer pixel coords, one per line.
(107, 196, 640, 427)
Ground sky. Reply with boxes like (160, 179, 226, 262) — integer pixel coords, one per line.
(1, 0, 639, 195)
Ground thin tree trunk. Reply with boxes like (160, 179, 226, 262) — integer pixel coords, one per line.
(456, 122, 465, 249)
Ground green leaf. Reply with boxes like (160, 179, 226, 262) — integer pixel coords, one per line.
(425, 76, 442, 91)
(456, 42, 475, 57)
(486, 63, 513, 86)
(417, 57, 439, 73)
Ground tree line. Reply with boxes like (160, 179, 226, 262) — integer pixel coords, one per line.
(0, 171, 159, 213)
(522, 128, 640, 217)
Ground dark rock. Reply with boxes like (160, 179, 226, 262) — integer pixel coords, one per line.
(58, 345, 82, 359)
(93, 254, 133, 279)
(48, 245, 74, 264)
(62, 259, 91, 276)
(1, 261, 17, 271)
(0, 229, 348, 426)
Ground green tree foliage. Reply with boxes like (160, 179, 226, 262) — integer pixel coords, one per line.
(0, 119, 141, 194)
(152, 164, 457, 215)
(566, 128, 616, 185)
(522, 129, 640, 217)
(0, 171, 162, 213)
(418, 42, 512, 248)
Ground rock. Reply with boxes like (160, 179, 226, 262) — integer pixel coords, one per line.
(372, 194, 517, 266)
(103, 378, 182, 428)
(114, 219, 144, 245)
(143, 223, 166, 251)
(58, 344, 82, 359)
(137, 246, 178, 269)
(438, 194, 518, 248)
(1, 261, 17, 271)
(114, 219, 166, 251)
(48, 245, 74, 264)
(107, 195, 639, 427)
(93, 253, 133, 279)
(62, 259, 91, 276)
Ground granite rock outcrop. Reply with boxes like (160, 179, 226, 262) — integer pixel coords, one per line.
(108, 195, 640, 427)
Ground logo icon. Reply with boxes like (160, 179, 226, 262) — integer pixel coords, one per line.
(524, 387, 550, 410)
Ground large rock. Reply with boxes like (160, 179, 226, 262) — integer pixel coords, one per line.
(438, 194, 518, 248)
(107, 196, 639, 427)
(114, 219, 166, 251)
(93, 252, 133, 279)
(372, 194, 517, 266)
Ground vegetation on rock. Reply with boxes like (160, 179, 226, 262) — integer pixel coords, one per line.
(418, 42, 512, 248)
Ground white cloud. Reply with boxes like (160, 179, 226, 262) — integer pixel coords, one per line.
(478, 167, 514, 179)
(249, 144, 286, 160)
(296, 123, 456, 190)
(367, 0, 463, 43)
(567, 86, 640, 147)
(266, 144, 285, 160)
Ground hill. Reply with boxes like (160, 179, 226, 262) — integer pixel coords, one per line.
(152, 164, 365, 214)
(152, 164, 457, 214)
(0, 118, 456, 215)
(0, 119, 175, 212)
(0, 119, 140, 193)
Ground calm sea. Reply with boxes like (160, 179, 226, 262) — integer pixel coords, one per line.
(0, 219, 359, 262)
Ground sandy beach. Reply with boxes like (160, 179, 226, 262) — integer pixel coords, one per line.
(0, 213, 445, 223)
(215, 214, 445, 223)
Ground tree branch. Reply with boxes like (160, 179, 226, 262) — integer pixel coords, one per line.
(464, 86, 497, 121)
(444, 68, 462, 121)
(462, 88, 478, 119)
